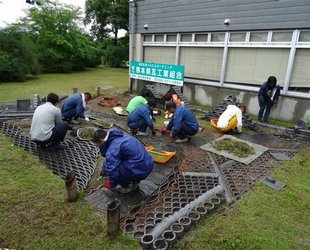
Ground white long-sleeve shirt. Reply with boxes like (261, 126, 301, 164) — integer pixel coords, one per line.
(217, 105, 243, 132)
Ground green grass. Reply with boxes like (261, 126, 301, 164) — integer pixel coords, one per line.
(176, 149, 310, 250)
(0, 133, 138, 250)
(1, 68, 309, 249)
(0, 66, 129, 102)
(212, 138, 255, 158)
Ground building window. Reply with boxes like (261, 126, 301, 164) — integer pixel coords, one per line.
(210, 33, 225, 42)
(225, 48, 289, 85)
(167, 34, 177, 42)
(299, 31, 310, 42)
(144, 47, 176, 64)
(180, 47, 223, 80)
(230, 33, 246, 42)
(195, 34, 208, 42)
(290, 48, 310, 92)
(144, 35, 152, 42)
(181, 34, 192, 42)
(249, 32, 268, 42)
(155, 35, 164, 42)
(271, 31, 292, 42)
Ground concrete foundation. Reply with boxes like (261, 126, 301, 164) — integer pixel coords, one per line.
(131, 79, 310, 122)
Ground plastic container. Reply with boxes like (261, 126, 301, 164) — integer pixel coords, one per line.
(93, 119, 113, 129)
(145, 146, 176, 164)
(210, 117, 237, 132)
(77, 127, 97, 141)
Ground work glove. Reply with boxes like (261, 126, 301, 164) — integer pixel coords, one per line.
(168, 133, 173, 139)
(85, 117, 90, 122)
(103, 180, 112, 189)
(161, 127, 167, 134)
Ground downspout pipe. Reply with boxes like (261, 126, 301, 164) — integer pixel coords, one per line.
(129, 0, 136, 92)
(151, 185, 224, 239)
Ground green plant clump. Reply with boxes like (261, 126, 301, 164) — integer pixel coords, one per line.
(212, 138, 254, 158)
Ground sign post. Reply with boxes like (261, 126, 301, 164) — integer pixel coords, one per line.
(130, 61, 184, 86)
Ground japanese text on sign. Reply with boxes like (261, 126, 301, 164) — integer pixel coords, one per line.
(130, 61, 184, 86)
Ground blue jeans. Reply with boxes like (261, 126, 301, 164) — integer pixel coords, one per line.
(258, 100, 273, 122)
(127, 119, 148, 132)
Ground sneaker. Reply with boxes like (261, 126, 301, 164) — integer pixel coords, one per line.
(47, 143, 65, 150)
(175, 138, 188, 143)
(136, 131, 149, 136)
(69, 119, 80, 125)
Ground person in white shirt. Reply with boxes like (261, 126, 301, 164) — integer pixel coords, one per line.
(30, 93, 69, 150)
(216, 103, 246, 133)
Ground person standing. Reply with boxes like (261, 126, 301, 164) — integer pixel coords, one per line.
(162, 101, 199, 143)
(30, 93, 69, 150)
(61, 92, 92, 125)
(126, 92, 150, 113)
(258, 76, 281, 123)
(215, 103, 246, 133)
(127, 99, 157, 136)
(93, 128, 154, 194)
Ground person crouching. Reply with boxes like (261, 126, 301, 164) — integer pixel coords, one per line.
(93, 128, 154, 194)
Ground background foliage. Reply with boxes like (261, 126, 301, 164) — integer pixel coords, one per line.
(0, 0, 129, 82)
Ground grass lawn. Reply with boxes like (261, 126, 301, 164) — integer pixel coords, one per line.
(0, 66, 129, 102)
(178, 149, 310, 250)
(0, 133, 138, 250)
(1, 68, 309, 249)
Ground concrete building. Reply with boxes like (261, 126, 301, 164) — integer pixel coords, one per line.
(129, 0, 310, 122)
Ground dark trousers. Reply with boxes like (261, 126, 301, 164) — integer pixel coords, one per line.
(118, 168, 148, 188)
(45, 122, 69, 145)
(176, 123, 198, 139)
(258, 100, 273, 122)
(127, 119, 148, 132)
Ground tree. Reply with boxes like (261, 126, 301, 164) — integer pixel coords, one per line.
(101, 35, 129, 67)
(85, 0, 129, 41)
(0, 27, 40, 82)
(20, 0, 101, 73)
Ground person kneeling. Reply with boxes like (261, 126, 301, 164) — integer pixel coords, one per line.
(211, 103, 246, 133)
(93, 128, 154, 194)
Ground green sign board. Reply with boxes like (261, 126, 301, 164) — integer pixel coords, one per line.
(130, 61, 184, 86)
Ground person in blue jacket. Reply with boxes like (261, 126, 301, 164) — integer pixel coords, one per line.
(61, 92, 91, 125)
(127, 99, 157, 136)
(93, 128, 154, 194)
(258, 76, 281, 123)
(162, 101, 199, 143)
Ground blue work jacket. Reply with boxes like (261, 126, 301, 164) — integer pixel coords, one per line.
(99, 128, 154, 187)
(61, 93, 85, 119)
(167, 106, 199, 137)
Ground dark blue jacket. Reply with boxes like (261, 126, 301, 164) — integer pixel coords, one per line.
(99, 128, 154, 187)
(258, 81, 281, 103)
(61, 93, 85, 119)
(167, 106, 199, 137)
(127, 104, 154, 130)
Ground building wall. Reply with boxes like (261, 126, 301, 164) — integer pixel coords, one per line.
(142, 81, 310, 122)
(129, 1, 310, 122)
(130, 0, 310, 34)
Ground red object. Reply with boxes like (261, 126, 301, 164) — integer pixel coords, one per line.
(161, 127, 167, 134)
(168, 133, 173, 139)
(103, 180, 112, 189)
